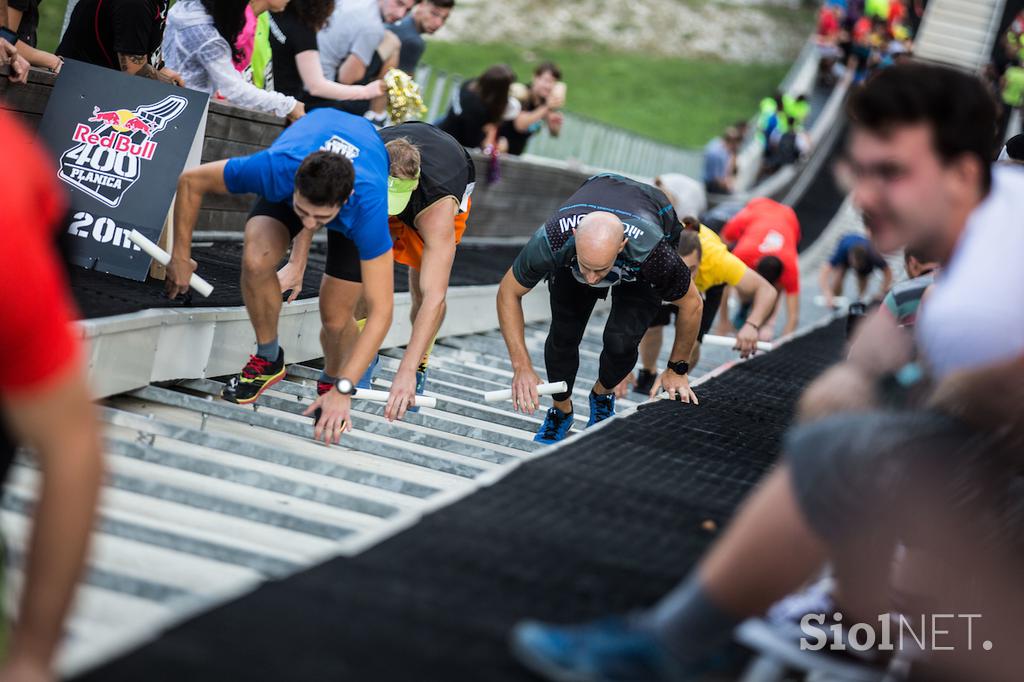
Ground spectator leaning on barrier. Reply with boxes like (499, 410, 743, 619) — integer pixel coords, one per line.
(3, 0, 63, 73)
(163, 0, 305, 121)
(438, 63, 517, 150)
(702, 126, 741, 195)
(0, 5, 30, 85)
(57, 0, 184, 85)
(266, 0, 384, 110)
(389, 0, 455, 75)
(315, 0, 412, 119)
(0, 110, 104, 682)
(499, 62, 565, 157)
(509, 63, 1024, 682)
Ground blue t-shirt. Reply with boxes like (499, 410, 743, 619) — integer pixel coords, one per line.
(223, 108, 392, 260)
(829, 233, 887, 272)
(702, 137, 729, 184)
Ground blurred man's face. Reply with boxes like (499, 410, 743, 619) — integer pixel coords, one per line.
(381, 0, 414, 23)
(849, 123, 960, 259)
(415, 1, 451, 33)
(532, 71, 559, 100)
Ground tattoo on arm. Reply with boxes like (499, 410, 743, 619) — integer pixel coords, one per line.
(118, 53, 174, 83)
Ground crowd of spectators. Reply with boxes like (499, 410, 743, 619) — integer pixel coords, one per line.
(0, 0, 566, 157)
(987, 8, 1024, 147)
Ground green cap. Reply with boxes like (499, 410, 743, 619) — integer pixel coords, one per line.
(387, 175, 419, 216)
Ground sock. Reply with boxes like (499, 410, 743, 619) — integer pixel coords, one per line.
(635, 573, 740, 666)
(256, 338, 279, 361)
(318, 370, 339, 386)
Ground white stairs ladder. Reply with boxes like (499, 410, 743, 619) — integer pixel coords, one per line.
(914, 0, 1007, 72)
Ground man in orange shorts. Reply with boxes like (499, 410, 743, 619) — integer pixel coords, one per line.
(375, 121, 475, 417)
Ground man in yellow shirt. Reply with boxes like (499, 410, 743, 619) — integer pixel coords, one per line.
(633, 221, 777, 394)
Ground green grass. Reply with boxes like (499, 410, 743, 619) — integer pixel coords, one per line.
(421, 41, 790, 148)
(35, 0, 70, 53)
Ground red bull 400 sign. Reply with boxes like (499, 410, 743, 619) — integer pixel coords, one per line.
(38, 60, 209, 281)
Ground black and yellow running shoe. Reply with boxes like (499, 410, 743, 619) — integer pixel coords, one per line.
(222, 348, 286, 404)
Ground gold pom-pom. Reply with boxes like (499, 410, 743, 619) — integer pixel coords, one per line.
(384, 68, 427, 124)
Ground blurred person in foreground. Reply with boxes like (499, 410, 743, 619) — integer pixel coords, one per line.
(0, 111, 103, 682)
(511, 62, 1024, 682)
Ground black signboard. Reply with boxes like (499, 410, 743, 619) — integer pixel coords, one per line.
(37, 60, 209, 281)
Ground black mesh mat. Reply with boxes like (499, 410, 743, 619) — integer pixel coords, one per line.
(71, 242, 523, 320)
(75, 320, 846, 682)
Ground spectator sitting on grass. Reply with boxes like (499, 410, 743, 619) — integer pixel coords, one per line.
(389, 0, 455, 75)
(702, 126, 741, 195)
(499, 61, 566, 156)
(3, 0, 63, 73)
(163, 0, 305, 121)
(438, 63, 518, 150)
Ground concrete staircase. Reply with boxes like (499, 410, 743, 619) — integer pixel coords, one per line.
(914, 0, 1007, 72)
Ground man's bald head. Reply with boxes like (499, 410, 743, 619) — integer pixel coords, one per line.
(575, 212, 626, 284)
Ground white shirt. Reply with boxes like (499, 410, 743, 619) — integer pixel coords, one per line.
(162, 1, 297, 119)
(917, 166, 1024, 379)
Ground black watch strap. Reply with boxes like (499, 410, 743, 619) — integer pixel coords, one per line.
(0, 27, 18, 45)
(667, 360, 690, 376)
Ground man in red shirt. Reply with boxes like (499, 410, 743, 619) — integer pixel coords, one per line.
(720, 197, 801, 339)
(0, 110, 103, 681)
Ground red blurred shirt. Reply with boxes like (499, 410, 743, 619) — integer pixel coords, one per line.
(0, 109, 81, 394)
(721, 198, 802, 294)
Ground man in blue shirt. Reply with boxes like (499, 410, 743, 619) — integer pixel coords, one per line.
(165, 108, 393, 445)
(818, 232, 893, 308)
(702, 126, 741, 194)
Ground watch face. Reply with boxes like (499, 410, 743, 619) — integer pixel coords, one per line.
(336, 378, 354, 395)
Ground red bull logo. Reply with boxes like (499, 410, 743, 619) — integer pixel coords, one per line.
(59, 95, 188, 208)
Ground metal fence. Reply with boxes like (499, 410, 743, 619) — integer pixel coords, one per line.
(412, 64, 703, 179)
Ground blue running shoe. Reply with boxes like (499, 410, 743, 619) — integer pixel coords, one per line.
(357, 354, 379, 390)
(407, 369, 427, 413)
(587, 392, 615, 427)
(534, 407, 573, 444)
(510, 617, 686, 682)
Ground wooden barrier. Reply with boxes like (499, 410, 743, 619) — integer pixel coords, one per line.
(1, 69, 590, 239)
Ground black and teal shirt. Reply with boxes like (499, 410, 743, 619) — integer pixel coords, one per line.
(511, 174, 690, 301)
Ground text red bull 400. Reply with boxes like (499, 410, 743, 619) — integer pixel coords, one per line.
(61, 95, 188, 208)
